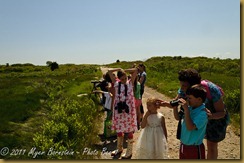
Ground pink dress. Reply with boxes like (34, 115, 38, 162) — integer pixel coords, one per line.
(112, 80, 137, 133)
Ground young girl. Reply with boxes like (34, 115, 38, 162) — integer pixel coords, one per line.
(135, 98, 168, 159)
(133, 75, 142, 130)
(137, 63, 147, 120)
(108, 68, 138, 159)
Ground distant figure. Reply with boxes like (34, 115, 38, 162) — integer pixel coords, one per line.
(93, 90, 113, 119)
(97, 72, 111, 106)
(137, 63, 147, 120)
(133, 75, 142, 130)
(135, 98, 168, 159)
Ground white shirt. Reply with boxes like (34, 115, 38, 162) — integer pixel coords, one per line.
(103, 92, 112, 110)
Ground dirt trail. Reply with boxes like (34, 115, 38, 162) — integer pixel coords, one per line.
(99, 67, 240, 159)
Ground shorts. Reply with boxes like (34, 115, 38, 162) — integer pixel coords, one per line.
(205, 117, 228, 142)
(134, 98, 142, 108)
(180, 143, 205, 159)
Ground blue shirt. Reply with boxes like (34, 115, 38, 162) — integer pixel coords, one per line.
(180, 104, 208, 145)
(178, 80, 223, 111)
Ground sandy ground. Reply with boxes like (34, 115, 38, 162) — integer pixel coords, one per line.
(98, 67, 240, 159)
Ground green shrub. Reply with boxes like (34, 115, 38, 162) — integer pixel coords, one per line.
(33, 79, 102, 159)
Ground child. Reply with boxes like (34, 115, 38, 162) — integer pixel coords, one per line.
(135, 98, 168, 159)
(137, 63, 147, 121)
(108, 68, 138, 159)
(174, 84, 208, 159)
(133, 75, 142, 130)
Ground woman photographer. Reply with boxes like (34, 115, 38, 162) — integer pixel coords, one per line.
(108, 67, 138, 159)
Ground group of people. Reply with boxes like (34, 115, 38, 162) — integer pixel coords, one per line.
(158, 69, 229, 159)
(96, 65, 228, 160)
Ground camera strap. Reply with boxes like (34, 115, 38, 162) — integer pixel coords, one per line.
(176, 107, 184, 139)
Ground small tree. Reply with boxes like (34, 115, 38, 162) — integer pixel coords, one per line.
(46, 61, 59, 71)
(46, 61, 52, 66)
(116, 59, 120, 63)
(50, 62, 59, 71)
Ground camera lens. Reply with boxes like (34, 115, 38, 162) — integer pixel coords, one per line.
(170, 99, 179, 107)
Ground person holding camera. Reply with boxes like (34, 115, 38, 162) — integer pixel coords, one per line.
(176, 84, 208, 159)
(157, 68, 227, 159)
(134, 98, 168, 159)
(160, 84, 208, 159)
(108, 67, 138, 159)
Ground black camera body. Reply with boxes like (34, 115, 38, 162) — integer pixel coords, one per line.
(170, 99, 180, 107)
(115, 101, 129, 113)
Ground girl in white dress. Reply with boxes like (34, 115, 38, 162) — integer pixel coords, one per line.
(135, 98, 168, 159)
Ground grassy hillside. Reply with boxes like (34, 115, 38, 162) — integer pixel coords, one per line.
(0, 64, 104, 159)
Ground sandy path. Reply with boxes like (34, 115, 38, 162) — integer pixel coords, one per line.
(99, 67, 240, 159)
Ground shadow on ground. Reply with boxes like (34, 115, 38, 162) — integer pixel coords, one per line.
(95, 134, 130, 159)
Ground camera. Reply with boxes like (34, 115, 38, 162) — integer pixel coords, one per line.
(115, 101, 129, 114)
(170, 99, 180, 107)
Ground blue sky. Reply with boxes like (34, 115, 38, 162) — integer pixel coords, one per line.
(0, 0, 240, 65)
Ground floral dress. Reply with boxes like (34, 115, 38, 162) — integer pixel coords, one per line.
(112, 80, 137, 133)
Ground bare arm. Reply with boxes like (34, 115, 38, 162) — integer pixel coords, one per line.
(183, 109, 196, 130)
(161, 116, 168, 140)
(156, 97, 180, 120)
(173, 107, 180, 121)
(108, 68, 121, 83)
(180, 99, 196, 130)
(210, 98, 226, 119)
(125, 68, 138, 84)
(92, 90, 104, 94)
(124, 67, 138, 73)
(141, 111, 150, 129)
(156, 100, 174, 108)
(156, 94, 180, 109)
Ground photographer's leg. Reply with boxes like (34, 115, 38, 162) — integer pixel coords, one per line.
(207, 140, 218, 159)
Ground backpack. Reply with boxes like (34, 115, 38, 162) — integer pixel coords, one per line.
(201, 80, 224, 99)
(201, 79, 230, 125)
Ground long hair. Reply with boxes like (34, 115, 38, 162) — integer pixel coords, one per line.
(133, 75, 139, 93)
(117, 70, 126, 79)
(139, 63, 146, 72)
